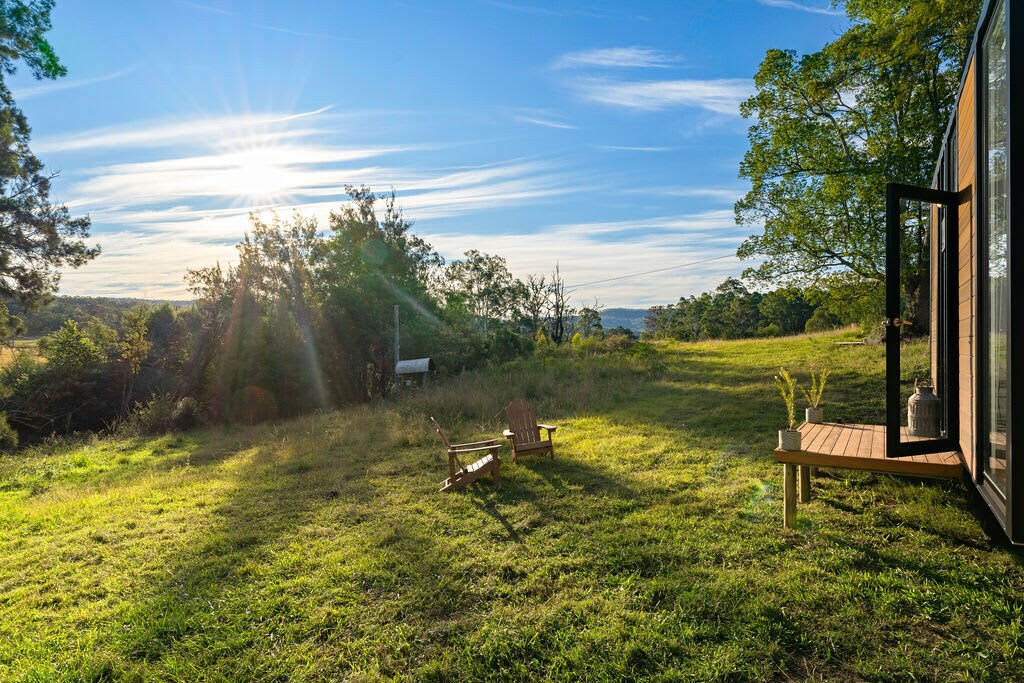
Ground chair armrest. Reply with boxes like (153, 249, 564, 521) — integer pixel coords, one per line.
(450, 443, 502, 454)
(451, 438, 501, 449)
(502, 429, 514, 438)
(538, 424, 557, 433)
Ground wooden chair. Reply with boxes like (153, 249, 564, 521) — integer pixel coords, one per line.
(430, 417, 502, 492)
(503, 399, 557, 461)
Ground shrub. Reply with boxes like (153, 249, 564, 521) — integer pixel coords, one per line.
(805, 308, 838, 333)
(118, 394, 204, 436)
(0, 412, 18, 451)
(603, 333, 636, 352)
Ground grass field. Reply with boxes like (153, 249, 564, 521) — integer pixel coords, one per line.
(0, 338, 39, 367)
(1, 333, 1022, 681)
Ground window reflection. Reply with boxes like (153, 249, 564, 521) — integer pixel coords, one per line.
(983, 0, 1008, 496)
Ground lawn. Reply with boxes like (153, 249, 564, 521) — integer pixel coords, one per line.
(0, 333, 1021, 681)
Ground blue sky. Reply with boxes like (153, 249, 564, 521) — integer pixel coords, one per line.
(10, 0, 847, 307)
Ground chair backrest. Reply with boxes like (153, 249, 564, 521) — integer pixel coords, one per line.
(429, 416, 452, 450)
(505, 399, 541, 444)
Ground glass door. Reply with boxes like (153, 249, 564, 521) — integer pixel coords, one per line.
(885, 183, 959, 457)
(981, 0, 1009, 499)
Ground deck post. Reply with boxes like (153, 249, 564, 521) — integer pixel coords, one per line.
(783, 463, 797, 528)
(799, 465, 811, 503)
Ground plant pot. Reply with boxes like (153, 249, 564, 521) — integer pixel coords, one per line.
(779, 429, 802, 451)
(805, 406, 823, 424)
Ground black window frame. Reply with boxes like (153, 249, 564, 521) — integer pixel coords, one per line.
(976, 0, 1024, 543)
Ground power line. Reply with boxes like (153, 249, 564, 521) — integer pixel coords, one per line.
(565, 253, 738, 292)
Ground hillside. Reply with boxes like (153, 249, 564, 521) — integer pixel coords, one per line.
(1, 335, 1021, 680)
(7, 296, 191, 337)
(600, 307, 647, 333)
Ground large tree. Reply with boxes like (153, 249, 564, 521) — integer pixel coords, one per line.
(0, 0, 96, 338)
(735, 0, 979, 323)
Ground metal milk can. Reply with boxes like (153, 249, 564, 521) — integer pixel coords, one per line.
(908, 379, 941, 438)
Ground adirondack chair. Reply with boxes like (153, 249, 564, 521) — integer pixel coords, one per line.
(503, 399, 557, 461)
(431, 417, 502, 492)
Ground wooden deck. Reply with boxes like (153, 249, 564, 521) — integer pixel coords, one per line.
(774, 422, 962, 479)
(773, 423, 964, 528)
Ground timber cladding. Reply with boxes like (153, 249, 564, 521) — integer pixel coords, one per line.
(957, 54, 977, 478)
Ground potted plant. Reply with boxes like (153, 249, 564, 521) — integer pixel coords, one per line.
(801, 368, 830, 424)
(775, 368, 801, 450)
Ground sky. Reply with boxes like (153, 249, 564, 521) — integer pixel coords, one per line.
(9, 0, 849, 307)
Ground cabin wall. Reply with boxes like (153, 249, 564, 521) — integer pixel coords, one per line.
(958, 55, 978, 478)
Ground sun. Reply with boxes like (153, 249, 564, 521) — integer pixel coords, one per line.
(217, 145, 304, 208)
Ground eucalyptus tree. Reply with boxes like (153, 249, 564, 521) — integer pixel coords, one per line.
(736, 0, 980, 325)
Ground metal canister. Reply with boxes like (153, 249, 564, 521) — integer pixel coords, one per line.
(908, 379, 941, 438)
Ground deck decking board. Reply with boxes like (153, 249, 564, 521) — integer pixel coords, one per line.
(774, 422, 962, 479)
(870, 423, 885, 460)
(804, 423, 830, 452)
(818, 424, 844, 457)
(830, 423, 855, 456)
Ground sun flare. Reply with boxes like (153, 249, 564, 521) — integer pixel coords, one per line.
(219, 145, 301, 207)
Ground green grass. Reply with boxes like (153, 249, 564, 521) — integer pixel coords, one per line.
(1, 333, 1022, 681)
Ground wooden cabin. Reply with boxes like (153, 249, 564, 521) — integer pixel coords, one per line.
(893, 0, 1021, 544)
(777, 0, 1023, 544)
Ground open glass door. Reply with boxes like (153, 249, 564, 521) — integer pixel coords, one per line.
(885, 183, 959, 457)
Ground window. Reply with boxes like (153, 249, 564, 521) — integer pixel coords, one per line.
(983, 0, 1009, 497)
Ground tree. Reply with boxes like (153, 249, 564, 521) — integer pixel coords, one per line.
(575, 305, 603, 339)
(547, 264, 574, 344)
(118, 306, 151, 413)
(0, 1, 97, 334)
(441, 250, 524, 326)
(523, 274, 548, 335)
(736, 0, 980, 324)
(759, 287, 815, 335)
(320, 187, 442, 399)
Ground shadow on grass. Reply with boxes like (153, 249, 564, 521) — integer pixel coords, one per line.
(100, 428, 388, 673)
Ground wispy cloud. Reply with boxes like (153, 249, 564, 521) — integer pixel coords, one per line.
(423, 211, 749, 306)
(59, 151, 581, 299)
(513, 114, 577, 130)
(12, 67, 135, 100)
(178, 1, 234, 16)
(35, 107, 334, 154)
(573, 77, 751, 115)
(254, 24, 349, 41)
(595, 145, 673, 152)
(485, 1, 612, 19)
(55, 107, 581, 289)
(66, 144, 425, 209)
(553, 47, 675, 70)
(625, 186, 746, 202)
(756, 0, 843, 16)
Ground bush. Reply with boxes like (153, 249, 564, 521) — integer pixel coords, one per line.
(805, 308, 839, 333)
(603, 333, 636, 352)
(118, 395, 204, 436)
(0, 412, 18, 451)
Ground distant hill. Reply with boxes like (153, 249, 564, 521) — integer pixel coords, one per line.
(7, 296, 191, 337)
(600, 308, 648, 334)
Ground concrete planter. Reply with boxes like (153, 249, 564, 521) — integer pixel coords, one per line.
(805, 407, 824, 424)
(779, 429, 802, 451)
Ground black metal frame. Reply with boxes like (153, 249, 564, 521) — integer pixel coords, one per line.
(975, 0, 1023, 543)
(885, 182, 960, 458)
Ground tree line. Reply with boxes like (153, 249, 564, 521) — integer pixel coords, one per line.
(642, 278, 841, 342)
(0, 188, 626, 444)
